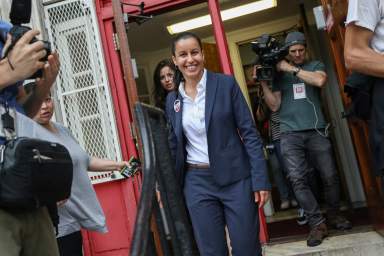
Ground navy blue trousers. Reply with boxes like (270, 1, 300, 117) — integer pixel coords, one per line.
(183, 168, 261, 256)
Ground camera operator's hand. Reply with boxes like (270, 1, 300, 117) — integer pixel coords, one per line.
(252, 65, 270, 84)
(3, 30, 47, 85)
(252, 65, 260, 82)
(276, 59, 294, 73)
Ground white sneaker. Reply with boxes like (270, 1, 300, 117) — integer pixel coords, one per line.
(297, 208, 308, 226)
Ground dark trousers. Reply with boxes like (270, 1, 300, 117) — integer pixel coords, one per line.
(370, 78, 384, 176)
(183, 169, 261, 256)
(57, 231, 83, 256)
(280, 130, 340, 227)
(272, 140, 294, 201)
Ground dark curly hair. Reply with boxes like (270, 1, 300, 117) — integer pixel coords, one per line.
(153, 58, 176, 109)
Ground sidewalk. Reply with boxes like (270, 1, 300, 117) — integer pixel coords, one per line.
(263, 231, 384, 256)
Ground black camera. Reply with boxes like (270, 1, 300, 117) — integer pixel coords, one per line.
(251, 34, 287, 81)
(3, 0, 51, 79)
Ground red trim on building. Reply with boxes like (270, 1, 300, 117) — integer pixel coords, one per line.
(207, 0, 233, 75)
(99, 0, 205, 20)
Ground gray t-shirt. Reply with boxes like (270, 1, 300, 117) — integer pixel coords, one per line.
(16, 113, 107, 237)
(272, 61, 327, 132)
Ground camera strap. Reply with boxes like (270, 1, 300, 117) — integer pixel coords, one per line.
(0, 101, 17, 141)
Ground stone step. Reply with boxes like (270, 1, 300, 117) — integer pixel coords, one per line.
(263, 231, 384, 256)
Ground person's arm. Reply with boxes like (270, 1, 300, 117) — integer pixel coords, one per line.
(0, 30, 46, 89)
(88, 157, 128, 172)
(260, 81, 281, 112)
(230, 77, 271, 207)
(0, 57, 18, 88)
(345, 24, 384, 78)
(18, 52, 60, 117)
(276, 60, 327, 88)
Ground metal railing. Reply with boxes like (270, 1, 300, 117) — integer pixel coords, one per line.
(131, 103, 197, 256)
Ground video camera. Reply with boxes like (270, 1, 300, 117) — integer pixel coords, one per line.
(251, 34, 287, 81)
(3, 0, 51, 79)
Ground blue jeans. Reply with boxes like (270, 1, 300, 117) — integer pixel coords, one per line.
(280, 130, 340, 227)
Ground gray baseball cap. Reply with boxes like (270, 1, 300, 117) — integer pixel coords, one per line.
(285, 31, 306, 48)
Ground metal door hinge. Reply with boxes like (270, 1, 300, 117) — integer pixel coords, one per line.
(112, 33, 120, 51)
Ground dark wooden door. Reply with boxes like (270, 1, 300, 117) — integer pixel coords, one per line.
(202, 42, 222, 73)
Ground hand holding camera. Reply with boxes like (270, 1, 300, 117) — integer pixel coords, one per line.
(3, 30, 47, 83)
(2, 0, 55, 84)
(276, 59, 291, 72)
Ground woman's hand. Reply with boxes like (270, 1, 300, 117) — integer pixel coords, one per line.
(116, 161, 130, 170)
(89, 157, 130, 172)
(35, 51, 60, 93)
(254, 190, 270, 208)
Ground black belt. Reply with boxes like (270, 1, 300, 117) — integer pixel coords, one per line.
(186, 163, 210, 170)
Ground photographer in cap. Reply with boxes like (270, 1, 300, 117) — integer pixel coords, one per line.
(256, 31, 351, 247)
(0, 20, 60, 255)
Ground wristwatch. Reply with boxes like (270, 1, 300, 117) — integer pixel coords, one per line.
(292, 67, 301, 76)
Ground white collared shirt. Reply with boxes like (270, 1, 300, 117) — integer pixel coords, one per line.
(179, 69, 210, 164)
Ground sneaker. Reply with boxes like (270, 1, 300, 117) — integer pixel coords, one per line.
(307, 223, 328, 247)
(290, 199, 298, 208)
(328, 215, 352, 230)
(296, 208, 308, 226)
(280, 200, 290, 210)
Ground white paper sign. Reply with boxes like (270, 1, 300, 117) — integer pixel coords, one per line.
(293, 83, 306, 99)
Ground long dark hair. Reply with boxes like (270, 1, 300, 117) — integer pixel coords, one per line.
(153, 58, 176, 109)
(171, 32, 203, 91)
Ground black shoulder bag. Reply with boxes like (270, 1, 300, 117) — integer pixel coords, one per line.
(0, 103, 73, 231)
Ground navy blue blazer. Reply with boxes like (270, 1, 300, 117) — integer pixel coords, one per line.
(165, 71, 270, 192)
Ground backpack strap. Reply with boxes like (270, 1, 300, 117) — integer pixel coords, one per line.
(46, 203, 60, 236)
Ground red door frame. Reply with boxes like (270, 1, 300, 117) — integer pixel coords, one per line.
(86, 1, 268, 255)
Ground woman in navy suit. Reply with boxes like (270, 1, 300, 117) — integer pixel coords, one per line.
(165, 32, 270, 256)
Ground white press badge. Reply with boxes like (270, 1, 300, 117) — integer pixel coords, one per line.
(293, 83, 306, 100)
(174, 99, 180, 113)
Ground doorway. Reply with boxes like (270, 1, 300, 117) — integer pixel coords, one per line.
(123, 0, 371, 242)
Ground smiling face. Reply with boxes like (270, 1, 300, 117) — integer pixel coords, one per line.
(34, 96, 54, 125)
(288, 44, 306, 65)
(172, 37, 204, 82)
(159, 66, 175, 91)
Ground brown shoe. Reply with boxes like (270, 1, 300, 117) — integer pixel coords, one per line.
(307, 223, 328, 247)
